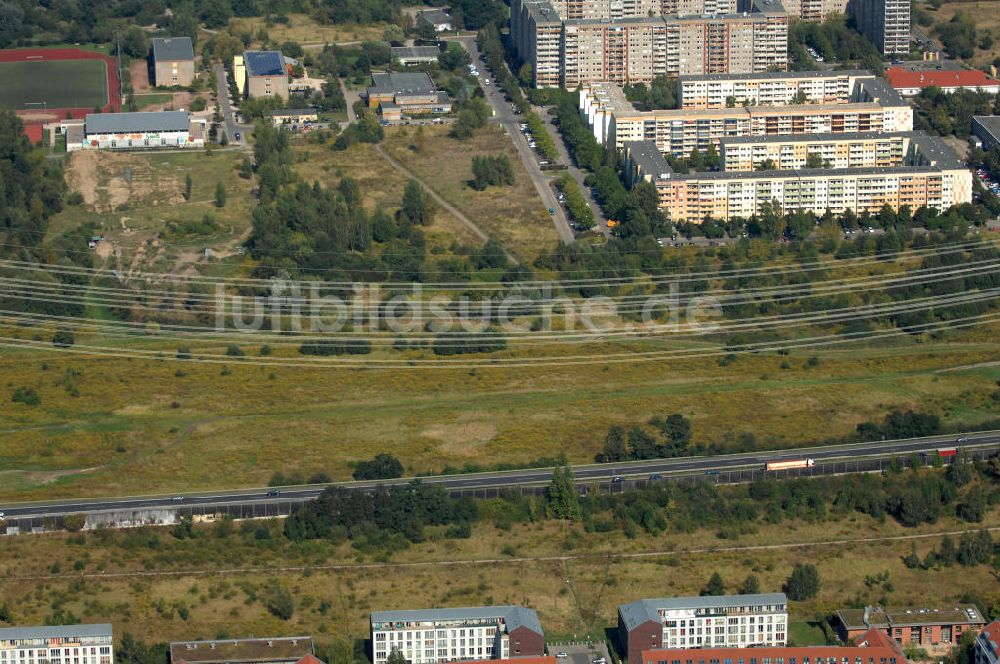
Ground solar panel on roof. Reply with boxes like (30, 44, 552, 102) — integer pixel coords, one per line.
(245, 51, 285, 76)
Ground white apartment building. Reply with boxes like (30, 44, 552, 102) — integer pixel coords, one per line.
(0, 625, 113, 664)
(579, 80, 913, 156)
(678, 71, 875, 109)
(719, 131, 910, 171)
(370, 606, 544, 664)
(620, 595, 788, 664)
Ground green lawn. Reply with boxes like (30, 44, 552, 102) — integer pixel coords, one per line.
(788, 621, 830, 646)
(0, 59, 107, 110)
(134, 92, 174, 110)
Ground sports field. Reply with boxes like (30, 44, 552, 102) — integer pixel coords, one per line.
(0, 59, 108, 110)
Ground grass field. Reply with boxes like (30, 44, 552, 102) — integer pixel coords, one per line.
(3, 323, 1000, 500)
(0, 59, 107, 110)
(228, 13, 390, 45)
(0, 506, 996, 650)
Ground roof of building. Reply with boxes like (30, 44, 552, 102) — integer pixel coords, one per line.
(640, 637, 901, 664)
(974, 115, 1000, 140)
(626, 140, 674, 178)
(524, 0, 562, 24)
(269, 108, 318, 117)
(244, 50, 286, 77)
(370, 606, 543, 635)
(837, 605, 985, 631)
(620, 594, 787, 632)
(391, 46, 441, 60)
(456, 659, 555, 664)
(169, 637, 314, 664)
(417, 8, 452, 25)
(85, 111, 191, 134)
(980, 622, 1000, 656)
(679, 70, 871, 84)
(0, 624, 113, 641)
(885, 67, 1000, 90)
(369, 71, 438, 96)
(152, 37, 194, 62)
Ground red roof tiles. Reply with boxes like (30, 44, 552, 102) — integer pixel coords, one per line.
(885, 67, 1000, 90)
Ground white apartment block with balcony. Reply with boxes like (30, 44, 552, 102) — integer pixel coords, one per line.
(0, 625, 113, 664)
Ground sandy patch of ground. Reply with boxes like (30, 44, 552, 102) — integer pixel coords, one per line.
(0, 467, 100, 485)
(65, 152, 185, 213)
(422, 421, 499, 456)
(130, 59, 151, 93)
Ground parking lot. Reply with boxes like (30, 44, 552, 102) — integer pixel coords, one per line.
(553, 642, 611, 664)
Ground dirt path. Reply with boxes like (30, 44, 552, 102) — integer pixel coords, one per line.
(129, 60, 151, 93)
(372, 143, 518, 264)
(5, 525, 997, 581)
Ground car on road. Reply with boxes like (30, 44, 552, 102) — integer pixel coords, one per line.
(649, 473, 662, 481)
(234, 132, 241, 141)
(957, 435, 969, 443)
(556, 653, 568, 659)
(0, 511, 4, 519)
(172, 496, 185, 502)
(548, 207, 556, 214)
(611, 475, 624, 483)
(484, 79, 491, 85)
(267, 489, 281, 497)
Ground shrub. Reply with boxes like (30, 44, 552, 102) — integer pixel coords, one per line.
(11, 387, 40, 406)
(353, 453, 404, 481)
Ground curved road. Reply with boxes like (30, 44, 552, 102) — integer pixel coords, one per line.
(2, 431, 996, 520)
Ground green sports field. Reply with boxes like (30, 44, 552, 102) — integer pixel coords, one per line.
(0, 59, 108, 110)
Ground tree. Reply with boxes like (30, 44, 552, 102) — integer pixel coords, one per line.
(215, 182, 226, 208)
(353, 453, 404, 480)
(184, 174, 192, 201)
(783, 563, 819, 600)
(702, 572, 725, 596)
(739, 574, 761, 595)
(939, 534, 958, 566)
(957, 492, 985, 523)
(386, 649, 407, 664)
(266, 583, 294, 620)
(546, 466, 581, 520)
(62, 513, 86, 532)
(401, 180, 434, 226)
(660, 414, 692, 447)
(756, 158, 777, 171)
(628, 426, 659, 460)
(382, 25, 405, 44)
(52, 326, 75, 347)
(805, 152, 824, 168)
(957, 530, 993, 566)
(121, 26, 150, 59)
(601, 425, 628, 462)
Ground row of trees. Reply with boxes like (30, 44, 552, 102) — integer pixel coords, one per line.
(471, 154, 515, 191)
(598, 414, 693, 462)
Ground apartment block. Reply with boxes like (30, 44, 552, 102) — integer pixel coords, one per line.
(151, 37, 195, 87)
(640, 627, 906, 664)
(370, 606, 544, 664)
(169, 637, 317, 664)
(511, 0, 787, 87)
(678, 70, 874, 109)
(975, 622, 1000, 664)
(624, 131, 971, 222)
(0, 625, 114, 664)
(580, 80, 912, 156)
(240, 50, 289, 100)
(836, 605, 986, 650)
(778, 0, 847, 20)
(618, 594, 789, 664)
(849, 0, 910, 55)
(719, 131, 912, 171)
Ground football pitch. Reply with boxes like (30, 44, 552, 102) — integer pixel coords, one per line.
(0, 59, 108, 111)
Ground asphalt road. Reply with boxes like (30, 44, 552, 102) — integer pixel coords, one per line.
(2, 431, 996, 519)
(212, 63, 252, 146)
(455, 36, 576, 244)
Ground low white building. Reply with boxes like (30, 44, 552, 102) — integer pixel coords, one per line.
(0, 624, 114, 664)
(65, 111, 205, 151)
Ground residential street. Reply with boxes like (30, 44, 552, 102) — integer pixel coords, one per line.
(455, 36, 576, 244)
(212, 62, 252, 146)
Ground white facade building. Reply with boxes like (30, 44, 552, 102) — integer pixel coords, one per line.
(370, 606, 544, 664)
(65, 111, 204, 152)
(0, 625, 113, 664)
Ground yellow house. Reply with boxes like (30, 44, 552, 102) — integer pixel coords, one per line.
(233, 54, 246, 96)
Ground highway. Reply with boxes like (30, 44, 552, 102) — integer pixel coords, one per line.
(2, 431, 998, 520)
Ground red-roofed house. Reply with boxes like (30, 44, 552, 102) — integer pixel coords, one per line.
(976, 622, 1000, 664)
(640, 628, 906, 664)
(885, 67, 1000, 97)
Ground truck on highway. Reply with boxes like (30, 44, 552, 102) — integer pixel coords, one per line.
(765, 458, 815, 471)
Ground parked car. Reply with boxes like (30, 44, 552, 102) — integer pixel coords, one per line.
(556, 653, 568, 659)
